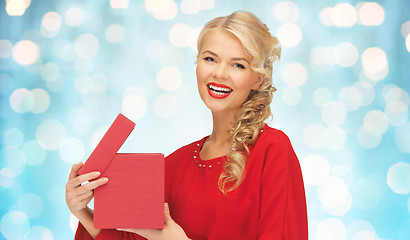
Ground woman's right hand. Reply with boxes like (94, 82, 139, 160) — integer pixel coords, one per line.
(65, 162, 109, 214)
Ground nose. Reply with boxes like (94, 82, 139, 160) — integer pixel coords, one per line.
(212, 63, 229, 80)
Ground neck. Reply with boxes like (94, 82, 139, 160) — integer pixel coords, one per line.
(208, 110, 237, 145)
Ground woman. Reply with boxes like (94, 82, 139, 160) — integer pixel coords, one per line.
(66, 11, 308, 240)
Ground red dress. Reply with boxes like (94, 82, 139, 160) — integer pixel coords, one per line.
(75, 125, 308, 239)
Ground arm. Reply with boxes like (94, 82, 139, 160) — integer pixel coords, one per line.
(257, 133, 308, 239)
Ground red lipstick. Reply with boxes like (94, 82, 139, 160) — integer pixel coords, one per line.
(207, 82, 233, 99)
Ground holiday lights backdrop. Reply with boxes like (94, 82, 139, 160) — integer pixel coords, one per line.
(0, 0, 409, 239)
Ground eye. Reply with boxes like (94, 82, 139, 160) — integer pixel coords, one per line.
(204, 56, 215, 62)
(234, 63, 245, 69)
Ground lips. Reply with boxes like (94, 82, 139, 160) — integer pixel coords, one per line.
(207, 82, 233, 99)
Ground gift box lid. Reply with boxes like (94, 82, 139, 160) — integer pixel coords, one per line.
(78, 113, 135, 175)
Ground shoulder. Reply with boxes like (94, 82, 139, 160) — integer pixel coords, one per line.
(256, 124, 293, 149)
(165, 137, 206, 163)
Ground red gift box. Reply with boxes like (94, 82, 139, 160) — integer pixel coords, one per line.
(78, 114, 164, 229)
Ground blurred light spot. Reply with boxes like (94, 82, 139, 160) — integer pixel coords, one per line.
(181, 0, 200, 14)
(65, 7, 85, 27)
(321, 101, 346, 125)
(323, 125, 346, 151)
(12, 40, 40, 65)
(36, 119, 66, 150)
(352, 231, 378, 240)
(3, 128, 24, 147)
(319, 7, 333, 26)
(313, 88, 333, 107)
(69, 107, 93, 135)
(91, 73, 108, 93)
(122, 94, 147, 120)
(318, 177, 351, 209)
(333, 42, 358, 67)
(59, 138, 85, 164)
(169, 23, 193, 48)
(74, 58, 94, 74)
(21, 140, 47, 166)
(9, 88, 35, 113)
(110, 0, 129, 9)
(395, 123, 410, 153)
(46, 76, 65, 92)
(41, 12, 62, 38)
(310, 46, 334, 66)
(74, 34, 99, 59)
(160, 46, 184, 66)
(197, 0, 214, 9)
(0, 211, 30, 239)
(354, 81, 375, 106)
(361, 47, 388, 81)
(401, 21, 410, 38)
(331, 3, 357, 27)
(16, 193, 43, 218)
(300, 154, 329, 185)
(277, 23, 302, 47)
(74, 75, 93, 94)
(384, 86, 409, 106)
(152, 94, 178, 118)
(357, 126, 381, 148)
(281, 87, 301, 106)
(156, 66, 182, 92)
(272, 1, 299, 23)
(25, 226, 53, 240)
(188, 27, 201, 51)
(6, 0, 26, 16)
(61, 42, 76, 62)
(41, 62, 60, 82)
(351, 178, 381, 210)
(282, 62, 307, 87)
(105, 24, 125, 43)
(30, 88, 50, 113)
(385, 101, 408, 126)
(363, 110, 388, 136)
(406, 35, 410, 52)
(304, 123, 325, 149)
(0, 169, 13, 188)
(145, 0, 178, 20)
(0, 40, 13, 58)
(347, 220, 375, 239)
(316, 218, 346, 240)
(361, 47, 388, 73)
(357, 2, 384, 26)
(146, 40, 165, 59)
(69, 214, 79, 233)
(338, 87, 363, 111)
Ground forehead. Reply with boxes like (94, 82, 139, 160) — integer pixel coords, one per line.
(200, 30, 250, 59)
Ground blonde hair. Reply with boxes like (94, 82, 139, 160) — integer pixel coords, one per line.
(197, 11, 281, 194)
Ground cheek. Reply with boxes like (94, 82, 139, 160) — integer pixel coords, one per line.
(196, 63, 208, 83)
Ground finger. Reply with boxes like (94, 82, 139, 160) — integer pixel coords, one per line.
(79, 194, 94, 206)
(164, 203, 172, 223)
(76, 177, 108, 195)
(67, 171, 101, 188)
(127, 229, 158, 238)
(68, 162, 83, 180)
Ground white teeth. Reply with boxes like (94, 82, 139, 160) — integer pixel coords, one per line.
(208, 84, 232, 93)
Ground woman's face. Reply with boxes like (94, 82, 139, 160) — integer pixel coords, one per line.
(196, 30, 262, 114)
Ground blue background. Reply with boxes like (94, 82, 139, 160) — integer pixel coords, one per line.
(1, 0, 409, 239)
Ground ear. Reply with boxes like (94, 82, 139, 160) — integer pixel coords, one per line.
(251, 74, 265, 90)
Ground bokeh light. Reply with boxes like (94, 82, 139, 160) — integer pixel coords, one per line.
(12, 40, 40, 65)
(277, 23, 302, 47)
(0, 211, 30, 239)
(357, 2, 384, 26)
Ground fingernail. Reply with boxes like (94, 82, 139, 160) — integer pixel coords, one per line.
(101, 177, 108, 183)
(95, 172, 100, 176)
(164, 203, 169, 210)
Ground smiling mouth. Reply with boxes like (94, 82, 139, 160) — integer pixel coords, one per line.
(207, 83, 233, 99)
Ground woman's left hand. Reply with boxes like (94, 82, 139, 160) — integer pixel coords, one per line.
(118, 203, 191, 240)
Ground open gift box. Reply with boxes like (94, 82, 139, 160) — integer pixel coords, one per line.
(78, 114, 164, 229)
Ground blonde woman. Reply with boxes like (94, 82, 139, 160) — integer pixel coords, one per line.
(67, 11, 308, 240)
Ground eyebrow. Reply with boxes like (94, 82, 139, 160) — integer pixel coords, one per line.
(202, 50, 250, 64)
